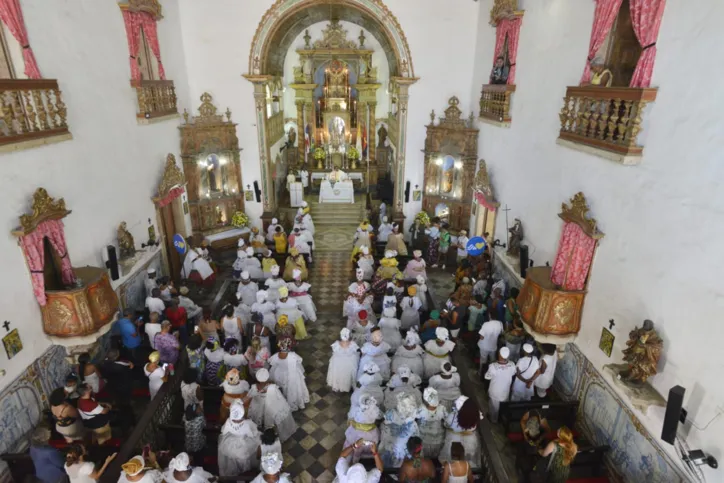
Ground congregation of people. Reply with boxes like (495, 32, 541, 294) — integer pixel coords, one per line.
(30, 203, 577, 483)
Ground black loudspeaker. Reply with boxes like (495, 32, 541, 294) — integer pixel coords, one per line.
(662, 385, 686, 445)
(404, 181, 410, 203)
(253, 181, 262, 203)
(519, 244, 529, 278)
(105, 245, 120, 281)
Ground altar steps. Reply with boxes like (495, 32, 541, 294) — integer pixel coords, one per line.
(308, 197, 365, 226)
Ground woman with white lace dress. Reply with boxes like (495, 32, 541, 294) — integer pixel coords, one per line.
(378, 307, 402, 351)
(412, 275, 429, 311)
(350, 363, 385, 410)
(439, 396, 482, 468)
(245, 369, 297, 442)
(250, 453, 292, 483)
(327, 328, 360, 393)
(392, 330, 425, 379)
(357, 246, 375, 281)
(264, 266, 286, 304)
(423, 328, 456, 380)
(358, 328, 392, 381)
(349, 309, 375, 347)
(383, 365, 422, 411)
(416, 387, 448, 459)
(217, 400, 261, 476)
(286, 269, 317, 323)
(268, 339, 310, 412)
(379, 393, 420, 468)
(428, 362, 462, 412)
(344, 394, 381, 463)
(251, 290, 277, 334)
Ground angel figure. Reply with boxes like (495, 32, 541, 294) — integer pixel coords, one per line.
(621, 319, 663, 385)
(507, 219, 523, 257)
(117, 222, 136, 259)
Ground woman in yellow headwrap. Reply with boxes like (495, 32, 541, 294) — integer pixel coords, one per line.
(282, 247, 308, 281)
(351, 220, 374, 261)
(118, 454, 162, 483)
(274, 314, 296, 347)
(144, 351, 167, 400)
(275, 287, 308, 340)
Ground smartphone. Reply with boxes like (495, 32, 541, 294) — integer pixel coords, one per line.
(162, 363, 168, 370)
(194, 326, 200, 333)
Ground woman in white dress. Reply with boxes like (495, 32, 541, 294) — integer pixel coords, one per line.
(220, 304, 244, 349)
(412, 275, 429, 311)
(144, 351, 167, 400)
(223, 339, 247, 374)
(350, 363, 385, 410)
(379, 393, 420, 468)
(218, 401, 261, 476)
(417, 388, 448, 459)
(220, 368, 250, 425)
(423, 328, 456, 380)
(358, 328, 392, 381)
(268, 339, 310, 411)
(264, 266, 286, 304)
(242, 247, 264, 279)
(357, 246, 376, 281)
(403, 250, 427, 281)
(428, 362, 462, 412)
(245, 369, 298, 442)
(351, 222, 374, 261)
(349, 309, 374, 347)
(439, 396, 482, 468)
(251, 290, 277, 334)
(378, 307, 402, 351)
(383, 365, 422, 411)
(345, 394, 381, 463)
(251, 453, 292, 483)
(275, 286, 307, 341)
(250, 314, 272, 352)
(327, 328, 360, 393)
(164, 452, 215, 483)
(287, 269, 317, 322)
(400, 286, 422, 331)
(378, 215, 393, 242)
(392, 330, 425, 379)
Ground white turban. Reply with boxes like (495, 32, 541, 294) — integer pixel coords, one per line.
(523, 343, 534, 354)
(168, 452, 191, 471)
(340, 328, 351, 341)
(256, 290, 268, 303)
(237, 249, 246, 259)
(245, 247, 254, 257)
(238, 238, 245, 247)
(146, 268, 156, 274)
(384, 250, 394, 258)
(383, 307, 396, 318)
(397, 365, 411, 379)
(396, 394, 418, 420)
(499, 347, 510, 359)
(435, 327, 450, 341)
(416, 275, 425, 285)
(404, 330, 421, 346)
(230, 400, 245, 420)
(363, 362, 380, 374)
(454, 395, 469, 411)
(241, 270, 250, 280)
(271, 218, 278, 224)
(361, 245, 369, 254)
(345, 463, 369, 482)
(261, 452, 283, 475)
(293, 269, 302, 280)
(423, 387, 439, 406)
(271, 265, 280, 275)
(302, 201, 308, 207)
(256, 368, 270, 382)
(441, 362, 458, 375)
(359, 394, 377, 410)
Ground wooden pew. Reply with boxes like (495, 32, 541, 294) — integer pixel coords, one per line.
(499, 400, 579, 434)
(569, 444, 610, 478)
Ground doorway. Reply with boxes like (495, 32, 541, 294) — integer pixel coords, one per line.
(157, 197, 186, 285)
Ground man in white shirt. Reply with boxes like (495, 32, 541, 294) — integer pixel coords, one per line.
(478, 314, 504, 373)
(145, 288, 166, 316)
(511, 343, 540, 402)
(144, 268, 157, 297)
(299, 165, 309, 193)
(335, 439, 383, 483)
(456, 230, 469, 263)
(484, 347, 517, 423)
(178, 286, 202, 323)
(145, 312, 162, 350)
(535, 343, 558, 398)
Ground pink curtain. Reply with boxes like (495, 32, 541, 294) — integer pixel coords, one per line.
(0, 0, 41, 78)
(629, 0, 666, 87)
(122, 10, 142, 80)
(157, 186, 184, 208)
(491, 18, 522, 84)
(19, 219, 75, 306)
(580, 0, 624, 85)
(137, 12, 166, 80)
(550, 222, 596, 291)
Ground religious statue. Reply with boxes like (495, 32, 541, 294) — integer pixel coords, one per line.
(621, 319, 663, 385)
(507, 218, 523, 257)
(287, 127, 297, 148)
(377, 125, 388, 148)
(117, 222, 136, 260)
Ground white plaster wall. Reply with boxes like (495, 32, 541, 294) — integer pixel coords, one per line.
(177, 0, 480, 229)
(0, 0, 190, 391)
(472, 0, 724, 478)
(282, 21, 390, 121)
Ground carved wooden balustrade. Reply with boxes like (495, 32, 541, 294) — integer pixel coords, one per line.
(265, 110, 284, 146)
(0, 79, 69, 146)
(131, 79, 178, 120)
(558, 86, 658, 157)
(479, 84, 516, 124)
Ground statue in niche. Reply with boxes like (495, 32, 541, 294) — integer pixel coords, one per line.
(117, 222, 136, 260)
(507, 218, 523, 257)
(287, 127, 297, 148)
(621, 319, 663, 385)
(377, 125, 388, 148)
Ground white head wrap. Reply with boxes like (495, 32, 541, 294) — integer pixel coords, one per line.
(256, 368, 270, 382)
(230, 400, 245, 420)
(293, 269, 302, 280)
(346, 463, 369, 482)
(240, 270, 250, 280)
(383, 216, 388, 222)
(302, 201, 308, 207)
(416, 275, 426, 285)
(423, 387, 439, 406)
(441, 362, 458, 375)
(435, 327, 450, 341)
(396, 394, 418, 420)
(363, 362, 380, 374)
(271, 265, 280, 276)
(383, 307, 396, 318)
(238, 238, 245, 247)
(146, 268, 156, 274)
(356, 268, 364, 281)
(256, 290, 268, 303)
(340, 328, 351, 341)
(361, 245, 369, 255)
(523, 343, 534, 354)
(397, 365, 412, 379)
(499, 347, 510, 359)
(261, 452, 283, 475)
(404, 330, 421, 346)
(168, 452, 191, 471)
(413, 250, 422, 258)
(384, 250, 394, 259)
(454, 395, 469, 411)
(359, 394, 377, 411)
(271, 218, 278, 224)
(245, 247, 254, 257)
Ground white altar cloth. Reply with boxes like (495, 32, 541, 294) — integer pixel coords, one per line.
(310, 172, 364, 181)
(319, 180, 354, 204)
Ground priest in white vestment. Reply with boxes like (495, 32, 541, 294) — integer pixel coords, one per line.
(327, 166, 348, 183)
(182, 244, 216, 289)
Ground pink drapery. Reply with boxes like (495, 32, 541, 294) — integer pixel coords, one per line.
(629, 0, 666, 87)
(474, 191, 497, 212)
(157, 186, 184, 208)
(492, 17, 522, 84)
(550, 222, 596, 291)
(121, 10, 165, 80)
(19, 219, 76, 306)
(580, 0, 624, 85)
(0, 0, 41, 78)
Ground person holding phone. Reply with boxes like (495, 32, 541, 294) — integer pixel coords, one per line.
(335, 439, 383, 483)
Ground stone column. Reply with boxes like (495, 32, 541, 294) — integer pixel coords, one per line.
(243, 75, 275, 220)
(391, 77, 418, 225)
(296, 100, 305, 167)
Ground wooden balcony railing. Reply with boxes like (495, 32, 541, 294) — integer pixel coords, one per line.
(0, 79, 69, 147)
(558, 86, 658, 158)
(479, 84, 516, 124)
(131, 79, 178, 120)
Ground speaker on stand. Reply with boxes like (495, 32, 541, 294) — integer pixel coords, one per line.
(253, 181, 262, 203)
(662, 385, 686, 445)
(404, 181, 410, 203)
(519, 244, 529, 278)
(105, 245, 120, 281)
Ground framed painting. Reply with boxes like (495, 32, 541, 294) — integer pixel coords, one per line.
(599, 327, 615, 357)
(245, 190, 254, 202)
(3, 329, 22, 359)
(412, 190, 422, 201)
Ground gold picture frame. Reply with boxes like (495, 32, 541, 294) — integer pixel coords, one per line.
(3, 329, 22, 359)
(599, 327, 614, 357)
(245, 190, 254, 202)
(412, 190, 421, 202)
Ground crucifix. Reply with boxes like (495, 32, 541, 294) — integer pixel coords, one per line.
(501, 204, 512, 248)
(608, 319, 615, 330)
(2, 321, 10, 332)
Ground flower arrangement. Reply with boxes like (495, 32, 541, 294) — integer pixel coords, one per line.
(348, 146, 360, 160)
(313, 147, 326, 161)
(231, 211, 249, 228)
(414, 211, 430, 226)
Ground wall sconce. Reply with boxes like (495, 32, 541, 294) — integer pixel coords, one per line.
(454, 161, 463, 170)
(206, 191, 211, 198)
(435, 158, 443, 166)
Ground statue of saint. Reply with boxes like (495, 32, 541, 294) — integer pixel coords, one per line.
(377, 125, 388, 148)
(507, 218, 523, 257)
(117, 222, 136, 259)
(287, 127, 297, 148)
(621, 319, 663, 385)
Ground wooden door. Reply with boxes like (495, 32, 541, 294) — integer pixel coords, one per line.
(160, 203, 182, 285)
(606, 0, 642, 86)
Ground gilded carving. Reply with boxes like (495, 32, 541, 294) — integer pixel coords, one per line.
(14, 188, 71, 236)
(552, 299, 575, 329)
(157, 154, 186, 198)
(312, 20, 358, 49)
(559, 192, 605, 240)
(117, 222, 136, 259)
(473, 160, 499, 206)
(48, 300, 72, 325)
(119, 0, 163, 20)
(490, 0, 521, 26)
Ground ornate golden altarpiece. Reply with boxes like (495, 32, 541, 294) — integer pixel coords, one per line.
(421, 97, 478, 231)
(517, 193, 604, 341)
(179, 93, 244, 236)
(13, 189, 119, 338)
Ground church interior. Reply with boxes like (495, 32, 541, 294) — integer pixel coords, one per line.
(0, 0, 720, 482)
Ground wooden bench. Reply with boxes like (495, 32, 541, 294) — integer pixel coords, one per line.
(569, 444, 610, 478)
(499, 400, 579, 434)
